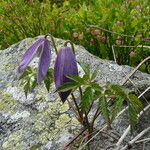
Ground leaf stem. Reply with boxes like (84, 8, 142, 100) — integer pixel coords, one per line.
(71, 93, 83, 123)
(91, 106, 101, 127)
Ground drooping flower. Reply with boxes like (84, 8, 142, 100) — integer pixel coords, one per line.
(17, 37, 51, 84)
(54, 46, 78, 103)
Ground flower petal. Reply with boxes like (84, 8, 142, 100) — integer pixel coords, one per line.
(17, 38, 45, 73)
(54, 46, 78, 102)
(38, 38, 51, 84)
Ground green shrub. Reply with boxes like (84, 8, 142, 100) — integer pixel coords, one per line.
(1, 0, 150, 72)
(0, 0, 52, 48)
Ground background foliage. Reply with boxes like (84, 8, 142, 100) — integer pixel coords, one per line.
(0, 0, 150, 72)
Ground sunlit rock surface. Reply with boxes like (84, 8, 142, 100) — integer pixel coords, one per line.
(0, 36, 150, 150)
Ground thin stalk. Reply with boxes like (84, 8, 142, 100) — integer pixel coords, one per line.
(79, 87, 83, 97)
(79, 87, 93, 136)
(87, 101, 94, 115)
(87, 25, 134, 38)
(66, 99, 80, 121)
(60, 128, 87, 150)
(121, 56, 150, 85)
(71, 93, 83, 123)
(91, 107, 101, 127)
(121, 127, 150, 150)
(45, 33, 58, 54)
(64, 40, 75, 54)
(84, 111, 93, 138)
(116, 104, 150, 150)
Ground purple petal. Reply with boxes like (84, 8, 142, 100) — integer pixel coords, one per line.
(38, 38, 51, 84)
(17, 38, 45, 73)
(54, 46, 78, 102)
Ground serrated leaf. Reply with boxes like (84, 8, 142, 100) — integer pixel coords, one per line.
(128, 102, 138, 132)
(91, 69, 97, 80)
(111, 97, 124, 123)
(19, 66, 32, 80)
(128, 94, 143, 111)
(80, 87, 93, 112)
(24, 78, 30, 98)
(44, 68, 53, 92)
(99, 95, 111, 127)
(66, 75, 84, 84)
(56, 82, 79, 93)
(111, 84, 127, 99)
(82, 74, 89, 81)
(104, 89, 113, 96)
(31, 77, 37, 91)
(93, 90, 101, 100)
(91, 82, 102, 92)
(79, 62, 90, 78)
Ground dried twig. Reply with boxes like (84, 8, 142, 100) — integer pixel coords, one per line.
(87, 25, 134, 38)
(116, 86, 150, 120)
(115, 104, 150, 150)
(135, 138, 150, 144)
(60, 128, 87, 150)
(121, 56, 150, 85)
(77, 85, 150, 150)
(122, 72, 148, 103)
(112, 45, 117, 63)
(78, 125, 106, 150)
(113, 45, 150, 49)
(120, 127, 150, 150)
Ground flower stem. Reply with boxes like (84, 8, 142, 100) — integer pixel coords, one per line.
(64, 40, 75, 54)
(66, 99, 80, 120)
(45, 33, 58, 54)
(71, 93, 83, 123)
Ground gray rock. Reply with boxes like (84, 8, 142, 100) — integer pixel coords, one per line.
(0, 36, 150, 150)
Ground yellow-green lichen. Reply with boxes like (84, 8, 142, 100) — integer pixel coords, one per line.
(33, 101, 60, 131)
(0, 90, 17, 113)
(2, 129, 24, 150)
(4, 63, 16, 71)
(55, 114, 71, 129)
(37, 131, 53, 145)
(59, 102, 69, 113)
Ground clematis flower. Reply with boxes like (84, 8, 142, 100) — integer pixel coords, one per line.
(17, 37, 51, 84)
(54, 46, 78, 103)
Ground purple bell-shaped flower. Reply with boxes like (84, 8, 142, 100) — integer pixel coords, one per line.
(54, 46, 78, 103)
(17, 37, 51, 84)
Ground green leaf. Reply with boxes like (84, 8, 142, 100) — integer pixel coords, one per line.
(91, 69, 97, 80)
(110, 84, 127, 99)
(56, 82, 79, 93)
(111, 97, 124, 123)
(128, 94, 143, 111)
(30, 145, 40, 150)
(99, 95, 111, 127)
(93, 90, 101, 100)
(44, 68, 53, 92)
(104, 89, 113, 96)
(128, 102, 138, 132)
(79, 62, 90, 78)
(80, 87, 93, 112)
(91, 82, 102, 92)
(19, 66, 32, 80)
(126, 94, 143, 132)
(24, 78, 30, 98)
(66, 75, 84, 84)
(31, 77, 37, 91)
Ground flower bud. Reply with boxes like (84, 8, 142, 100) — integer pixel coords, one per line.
(54, 46, 78, 102)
